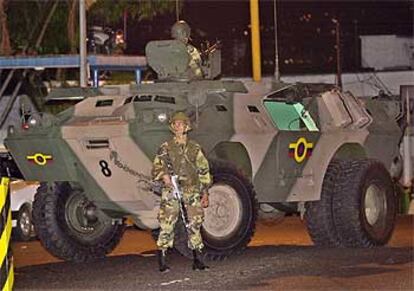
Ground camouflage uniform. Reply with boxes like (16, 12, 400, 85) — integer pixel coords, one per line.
(171, 20, 204, 79)
(187, 44, 203, 78)
(152, 136, 211, 251)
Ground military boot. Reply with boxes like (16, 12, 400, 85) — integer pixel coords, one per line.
(192, 250, 209, 271)
(158, 250, 170, 273)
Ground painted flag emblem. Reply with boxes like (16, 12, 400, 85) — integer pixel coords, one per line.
(27, 153, 53, 166)
(289, 137, 313, 163)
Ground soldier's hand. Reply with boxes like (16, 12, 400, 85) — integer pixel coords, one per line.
(162, 174, 172, 186)
(201, 193, 209, 208)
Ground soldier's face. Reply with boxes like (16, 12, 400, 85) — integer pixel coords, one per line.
(173, 120, 186, 134)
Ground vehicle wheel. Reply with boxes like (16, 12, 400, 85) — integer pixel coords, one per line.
(305, 159, 344, 247)
(14, 203, 35, 241)
(201, 160, 257, 260)
(32, 182, 126, 262)
(333, 159, 397, 247)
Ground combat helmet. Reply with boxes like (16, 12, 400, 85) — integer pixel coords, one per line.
(171, 20, 191, 43)
(170, 111, 191, 133)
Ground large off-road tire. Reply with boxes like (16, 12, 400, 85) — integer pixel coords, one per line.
(172, 161, 257, 260)
(333, 159, 397, 247)
(148, 161, 257, 260)
(32, 182, 126, 262)
(177, 160, 257, 260)
(304, 160, 344, 247)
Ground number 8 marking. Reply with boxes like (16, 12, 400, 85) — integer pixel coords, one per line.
(99, 160, 112, 177)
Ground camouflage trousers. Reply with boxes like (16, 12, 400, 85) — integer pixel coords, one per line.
(157, 186, 204, 251)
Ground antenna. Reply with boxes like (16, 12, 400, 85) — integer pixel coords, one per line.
(176, 0, 180, 21)
(79, 0, 88, 88)
(273, 0, 280, 81)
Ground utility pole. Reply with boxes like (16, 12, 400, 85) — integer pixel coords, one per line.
(250, 0, 261, 82)
(273, 0, 280, 82)
(79, 0, 88, 88)
(176, 0, 180, 21)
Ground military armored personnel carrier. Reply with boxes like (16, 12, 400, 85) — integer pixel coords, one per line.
(4, 33, 405, 262)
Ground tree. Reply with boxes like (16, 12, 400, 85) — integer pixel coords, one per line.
(67, 0, 77, 53)
(0, 0, 11, 55)
(66, 0, 98, 54)
(88, 0, 179, 25)
(2, 0, 178, 55)
(7, 1, 60, 54)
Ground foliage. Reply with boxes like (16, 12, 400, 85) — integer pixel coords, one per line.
(7, 1, 70, 54)
(4, 0, 178, 54)
(88, 0, 178, 26)
(0, 0, 12, 55)
(41, 3, 72, 54)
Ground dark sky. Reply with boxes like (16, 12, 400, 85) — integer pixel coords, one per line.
(180, 1, 413, 38)
(128, 0, 413, 76)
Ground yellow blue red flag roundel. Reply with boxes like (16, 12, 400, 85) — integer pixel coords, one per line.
(289, 137, 313, 163)
(26, 153, 53, 166)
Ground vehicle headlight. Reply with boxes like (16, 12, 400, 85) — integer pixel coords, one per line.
(8, 125, 15, 135)
(27, 113, 41, 127)
(29, 118, 37, 126)
(157, 112, 168, 123)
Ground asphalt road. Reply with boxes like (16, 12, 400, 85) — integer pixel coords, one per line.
(12, 215, 414, 290)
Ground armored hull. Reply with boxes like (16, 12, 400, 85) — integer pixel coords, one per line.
(4, 38, 404, 262)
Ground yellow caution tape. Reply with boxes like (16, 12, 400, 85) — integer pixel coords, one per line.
(0, 177, 14, 291)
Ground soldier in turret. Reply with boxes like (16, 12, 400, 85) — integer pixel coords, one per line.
(152, 111, 211, 272)
(171, 20, 204, 79)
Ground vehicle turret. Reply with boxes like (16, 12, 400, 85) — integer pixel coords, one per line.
(145, 21, 221, 81)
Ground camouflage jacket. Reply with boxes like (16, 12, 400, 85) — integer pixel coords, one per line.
(152, 137, 211, 193)
(187, 44, 203, 78)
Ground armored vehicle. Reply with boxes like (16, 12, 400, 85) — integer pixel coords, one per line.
(4, 36, 404, 262)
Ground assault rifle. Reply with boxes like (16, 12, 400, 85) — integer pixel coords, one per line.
(170, 175, 190, 229)
(162, 154, 190, 231)
(201, 40, 221, 58)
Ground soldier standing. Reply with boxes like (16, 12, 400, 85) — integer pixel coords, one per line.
(152, 111, 211, 272)
(171, 20, 204, 79)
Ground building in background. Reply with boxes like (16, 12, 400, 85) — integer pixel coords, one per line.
(360, 35, 414, 71)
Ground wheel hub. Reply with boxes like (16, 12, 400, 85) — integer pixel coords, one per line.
(203, 184, 242, 238)
(364, 184, 387, 226)
(84, 203, 98, 224)
(65, 192, 102, 235)
(19, 211, 31, 236)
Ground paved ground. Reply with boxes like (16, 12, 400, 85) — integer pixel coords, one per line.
(11, 215, 414, 290)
